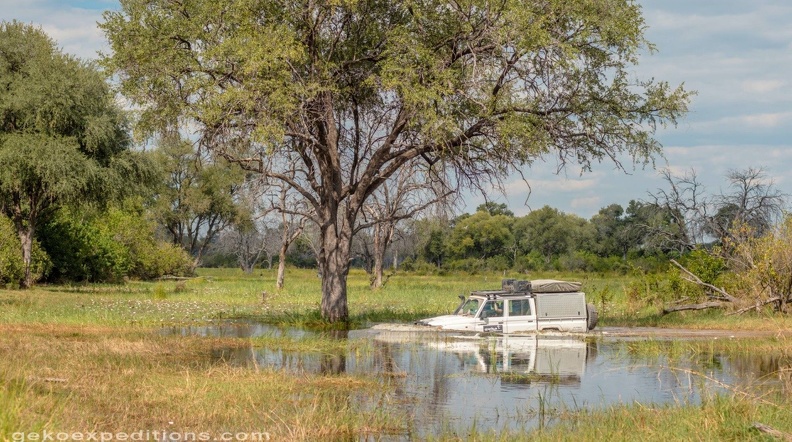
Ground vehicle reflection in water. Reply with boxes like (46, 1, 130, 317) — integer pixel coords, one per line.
(165, 323, 791, 436)
(420, 334, 590, 385)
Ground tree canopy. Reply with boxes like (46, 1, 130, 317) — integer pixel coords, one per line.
(0, 21, 152, 287)
(102, 0, 690, 322)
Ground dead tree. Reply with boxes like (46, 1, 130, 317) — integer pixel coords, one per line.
(709, 168, 786, 248)
(361, 166, 452, 289)
(646, 168, 710, 253)
(271, 185, 308, 290)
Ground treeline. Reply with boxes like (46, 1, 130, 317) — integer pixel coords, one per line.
(393, 201, 685, 274)
(201, 199, 681, 274)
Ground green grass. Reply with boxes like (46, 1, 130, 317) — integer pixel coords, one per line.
(4, 267, 791, 330)
(436, 394, 792, 441)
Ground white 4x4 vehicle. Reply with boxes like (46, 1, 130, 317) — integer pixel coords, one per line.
(416, 279, 598, 333)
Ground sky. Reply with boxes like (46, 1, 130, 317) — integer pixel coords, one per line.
(2, 0, 791, 219)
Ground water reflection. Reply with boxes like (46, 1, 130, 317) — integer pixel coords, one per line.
(167, 322, 791, 437)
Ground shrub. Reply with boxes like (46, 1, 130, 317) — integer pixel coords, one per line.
(681, 248, 727, 285)
(101, 207, 193, 279)
(513, 250, 547, 273)
(39, 206, 193, 282)
(400, 257, 440, 275)
(448, 258, 494, 274)
(485, 255, 511, 272)
(39, 209, 130, 282)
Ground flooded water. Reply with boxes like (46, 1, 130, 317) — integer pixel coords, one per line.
(162, 322, 791, 437)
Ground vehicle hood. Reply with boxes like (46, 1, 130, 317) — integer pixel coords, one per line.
(417, 314, 479, 330)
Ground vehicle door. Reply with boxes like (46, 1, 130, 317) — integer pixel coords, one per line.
(478, 300, 506, 332)
(503, 298, 537, 333)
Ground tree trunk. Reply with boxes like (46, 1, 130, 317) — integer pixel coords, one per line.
(372, 229, 385, 289)
(276, 242, 287, 290)
(19, 226, 34, 288)
(371, 223, 395, 289)
(392, 249, 398, 271)
(318, 221, 352, 323)
(372, 256, 384, 288)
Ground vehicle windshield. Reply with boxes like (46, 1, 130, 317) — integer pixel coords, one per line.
(456, 298, 481, 316)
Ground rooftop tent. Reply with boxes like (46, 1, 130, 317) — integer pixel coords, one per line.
(530, 279, 582, 293)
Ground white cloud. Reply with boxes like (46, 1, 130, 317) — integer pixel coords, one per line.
(742, 79, 785, 94)
(687, 112, 792, 132)
(739, 112, 790, 128)
(570, 197, 602, 212)
(503, 174, 601, 194)
(0, 1, 110, 60)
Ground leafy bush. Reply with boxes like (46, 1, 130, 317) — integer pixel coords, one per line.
(102, 207, 193, 279)
(513, 250, 547, 272)
(485, 255, 511, 272)
(39, 209, 130, 282)
(39, 207, 193, 282)
(447, 258, 487, 274)
(681, 248, 727, 285)
(399, 257, 440, 275)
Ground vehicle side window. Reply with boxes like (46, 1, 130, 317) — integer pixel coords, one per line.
(509, 299, 532, 316)
(480, 300, 504, 318)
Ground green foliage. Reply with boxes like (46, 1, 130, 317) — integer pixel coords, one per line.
(476, 202, 514, 217)
(421, 228, 447, 267)
(102, 206, 193, 279)
(625, 271, 684, 308)
(681, 248, 728, 285)
(515, 206, 592, 263)
(447, 258, 488, 274)
(446, 211, 514, 260)
(39, 206, 193, 283)
(726, 216, 792, 311)
(151, 134, 244, 262)
(39, 209, 130, 283)
(513, 250, 549, 273)
(399, 257, 440, 275)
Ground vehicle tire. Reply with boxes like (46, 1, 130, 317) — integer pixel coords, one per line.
(586, 303, 599, 330)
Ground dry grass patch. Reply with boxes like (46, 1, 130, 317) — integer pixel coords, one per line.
(0, 324, 403, 441)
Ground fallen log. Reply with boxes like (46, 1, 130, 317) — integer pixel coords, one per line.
(662, 301, 725, 315)
(752, 422, 792, 442)
(156, 275, 195, 281)
(726, 297, 782, 316)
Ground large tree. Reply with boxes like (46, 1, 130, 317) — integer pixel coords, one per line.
(447, 210, 514, 260)
(102, 0, 690, 322)
(515, 206, 588, 264)
(152, 132, 245, 269)
(0, 22, 148, 287)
